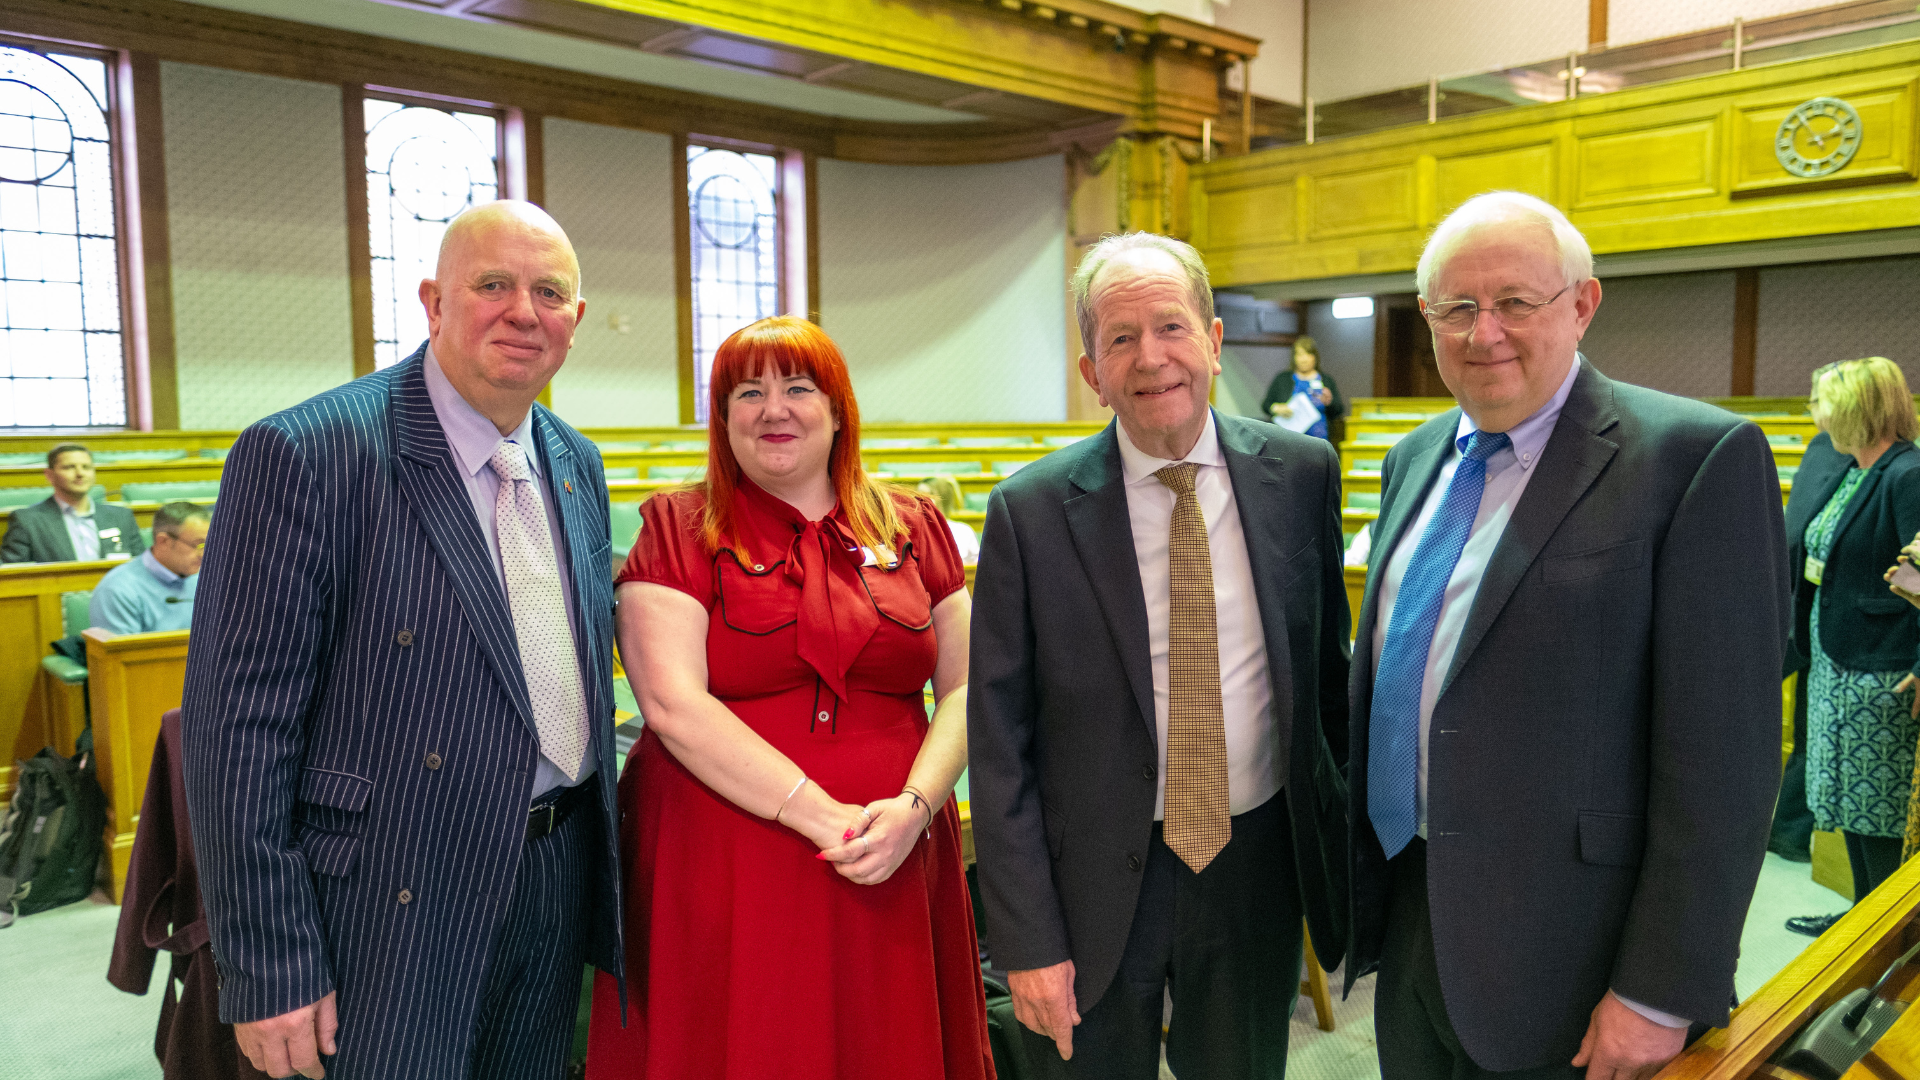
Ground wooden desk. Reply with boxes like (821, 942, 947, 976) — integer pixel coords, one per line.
(0, 560, 117, 803)
(0, 457, 224, 494)
(84, 626, 189, 902)
(1657, 855, 1920, 1079)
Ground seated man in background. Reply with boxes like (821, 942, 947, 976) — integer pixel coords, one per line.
(0, 443, 145, 563)
(89, 501, 208, 635)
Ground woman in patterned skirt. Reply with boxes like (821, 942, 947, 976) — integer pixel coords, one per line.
(1788, 356, 1920, 937)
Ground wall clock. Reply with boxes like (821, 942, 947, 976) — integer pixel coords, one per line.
(1775, 96, 1862, 178)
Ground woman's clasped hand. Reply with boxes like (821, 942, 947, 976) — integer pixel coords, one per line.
(815, 791, 936, 885)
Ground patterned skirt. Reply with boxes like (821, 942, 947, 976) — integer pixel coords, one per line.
(1807, 599, 1920, 838)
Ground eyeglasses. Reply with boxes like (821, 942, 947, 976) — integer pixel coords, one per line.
(1420, 284, 1575, 333)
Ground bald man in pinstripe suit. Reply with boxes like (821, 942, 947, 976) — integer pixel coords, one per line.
(182, 202, 623, 1080)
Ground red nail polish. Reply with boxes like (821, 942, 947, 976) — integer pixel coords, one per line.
(843, 829, 854, 840)
(815, 853, 829, 860)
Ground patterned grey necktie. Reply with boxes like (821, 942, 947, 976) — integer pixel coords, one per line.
(490, 440, 589, 782)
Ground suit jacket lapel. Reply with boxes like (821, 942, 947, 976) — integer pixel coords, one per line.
(1351, 419, 1453, 711)
(1062, 425, 1157, 743)
(389, 353, 537, 736)
(1215, 413, 1295, 709)
(34, 501, 79, 562)
(1829, 441, 1910, 548)
(532, 410, 607, 740)
(1440, 363, 1620, 698)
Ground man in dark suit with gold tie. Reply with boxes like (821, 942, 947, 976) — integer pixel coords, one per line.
(1349, 192, 1787, 1080)
(970, 232, 1351, 1078)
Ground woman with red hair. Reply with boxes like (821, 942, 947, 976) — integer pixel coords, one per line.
(587, 316, 992, 1080)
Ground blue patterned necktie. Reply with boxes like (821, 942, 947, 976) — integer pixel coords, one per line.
(1368, 429, 1511, 858)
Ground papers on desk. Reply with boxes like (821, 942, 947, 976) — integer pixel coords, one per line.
(1275, 390, 1322, 434)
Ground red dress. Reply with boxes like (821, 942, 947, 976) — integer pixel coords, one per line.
(586, 478, 994, 1080)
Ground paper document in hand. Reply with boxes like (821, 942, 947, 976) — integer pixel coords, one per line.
(1275, 391, 1321, 433)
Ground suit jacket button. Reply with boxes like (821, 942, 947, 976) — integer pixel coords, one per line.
(395, 629, 414, 647)
(424, 752, 442, 770)
(397, 888, 413, 904)
(1142, 764, 1156, 781)
(1127, 854, 1142, 872)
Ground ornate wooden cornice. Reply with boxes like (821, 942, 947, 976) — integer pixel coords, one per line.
(2, 0, 1136, 162)
(389, 0, 1262, 139)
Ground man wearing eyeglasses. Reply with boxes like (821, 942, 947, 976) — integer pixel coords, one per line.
(89, 500, 208, 635)
(1346, 192, 1787, 1080)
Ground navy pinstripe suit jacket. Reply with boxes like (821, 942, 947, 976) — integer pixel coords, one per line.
(180, 345, 624, 1074)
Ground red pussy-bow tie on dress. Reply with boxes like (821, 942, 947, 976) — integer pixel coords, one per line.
(781, 515, 882, 703)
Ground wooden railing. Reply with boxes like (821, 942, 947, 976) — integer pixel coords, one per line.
(1657, 854, 1920, 1079)
(83, 626, 188, 903)
(0, 560, 116, 804)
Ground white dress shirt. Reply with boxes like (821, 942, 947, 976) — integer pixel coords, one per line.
(60, 495, 101, 561)
(423, 346, 593, 800)
(1369, 356, 1687, 1030)
(1116, 412, 1279, 820)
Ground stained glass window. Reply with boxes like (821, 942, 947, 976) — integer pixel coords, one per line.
(365, 97, 499, 370)
(689, 145, 780, 423)
(0, 45, 123, 427)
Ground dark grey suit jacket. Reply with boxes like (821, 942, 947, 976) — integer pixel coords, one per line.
(969, 410, 1352, 1012)
(1, 495, 145, 563)
(1346, 362, 1788, 1071)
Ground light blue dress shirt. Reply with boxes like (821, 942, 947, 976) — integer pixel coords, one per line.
(422, 346, 593, 801)
(60, 495, 102, 561)
(1369, 355, 1688, 1030)
(90, 550, 196, 634)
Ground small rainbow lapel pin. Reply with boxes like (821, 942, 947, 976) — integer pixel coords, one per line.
(564, 480, 573, 494)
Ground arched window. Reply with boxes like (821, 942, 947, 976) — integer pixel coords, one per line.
(364, 98, 499, 370)
(688, 145, 780, 423)
(0, 45, 122, 427)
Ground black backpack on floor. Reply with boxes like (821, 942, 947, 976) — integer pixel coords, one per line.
(0, 728, 107, 927)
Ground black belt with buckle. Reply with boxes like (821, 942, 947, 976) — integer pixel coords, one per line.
(527, 780, 593, 842)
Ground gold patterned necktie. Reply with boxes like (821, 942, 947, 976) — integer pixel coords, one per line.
(1154, 462, 1231, 872)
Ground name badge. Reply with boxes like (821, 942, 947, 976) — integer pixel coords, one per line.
(99, 527, 119, 540)
(1805, 555, 1825, 585)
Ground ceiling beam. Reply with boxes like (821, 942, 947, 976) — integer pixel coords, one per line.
(464, 0, 1262, 138)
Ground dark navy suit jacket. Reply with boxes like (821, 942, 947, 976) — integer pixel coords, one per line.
(180, 345, 623, 1074)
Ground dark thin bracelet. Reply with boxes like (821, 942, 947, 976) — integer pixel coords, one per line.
(902, 786, 935, 834)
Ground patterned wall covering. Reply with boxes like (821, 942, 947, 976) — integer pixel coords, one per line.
(1579, 271, 1735, 398)
(161, 63, 354, 430)
(815, 156, 1067, 423)
(1307, 0, 1586, 103)
(1606, 0, 1831, 48)
(541, 118, 679, 429)
(1756, 257, 1920, 397)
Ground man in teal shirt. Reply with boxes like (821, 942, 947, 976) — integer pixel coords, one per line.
(90, 502, 209, 635)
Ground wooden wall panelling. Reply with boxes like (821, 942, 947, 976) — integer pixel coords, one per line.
(1732, 266, 1759, 395)
(123, 52, 177, 430)
(1193, 38, 1920, 287)
(1572, 100, 1725, 212)
(1731, 73, 1919, 197)
(1431, 138, 1562, 222)
(343, 88, 376, 380)
(84, 626, 188, 902)
(671, 134, 696, 426)
(0, 561, 116, 805)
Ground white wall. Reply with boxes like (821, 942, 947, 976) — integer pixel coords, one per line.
(1306, 0, 1586, 103)
(815, 156, 1068, 423)
(1606, 0, 1834, 47)
(161, 63, 355, 429)
(541, 119, 680, 428)
(1218, 0, 1304, 105)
